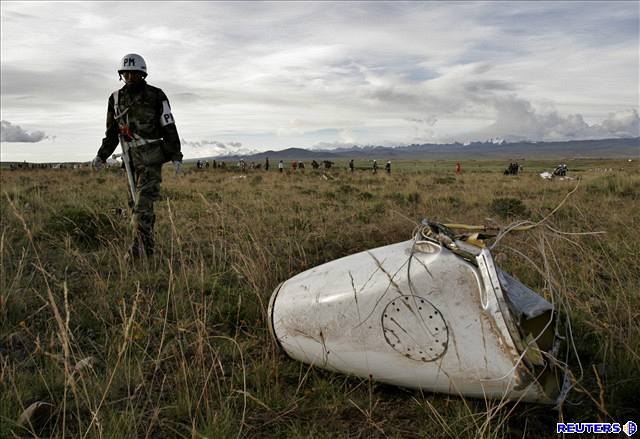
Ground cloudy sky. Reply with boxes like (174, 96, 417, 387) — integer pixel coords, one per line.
(1, 1, 638, 162)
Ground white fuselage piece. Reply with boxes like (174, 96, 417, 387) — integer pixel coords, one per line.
(268, 238, 555, 403)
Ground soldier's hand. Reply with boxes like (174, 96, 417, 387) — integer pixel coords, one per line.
(92, 156, 105, 171)
(173, 160, 183, 175)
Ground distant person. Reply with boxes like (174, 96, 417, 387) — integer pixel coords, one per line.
(265, 157, 270, 171)
(312, 160, 320, 170)
(278, 160, 284, 173)
(92, 53, 182, 258)
(299, 160, 305, 172)
(553, 163, 568, 176)
(291, 160, 298, 172)
(349, 159, 354, 172)
(372, 159, 378, 174)
(385, 160, 391, 174)
(456, 162, 461, 175)
(504, 163, 511, 175)
(504, 162, 518, 175)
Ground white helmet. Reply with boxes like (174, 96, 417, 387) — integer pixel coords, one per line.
(118, 53, 147, 77)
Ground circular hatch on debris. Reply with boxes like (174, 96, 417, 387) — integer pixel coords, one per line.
(381, 295, 448, 362)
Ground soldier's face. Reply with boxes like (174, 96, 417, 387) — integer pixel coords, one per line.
(122, 71, 144, 86)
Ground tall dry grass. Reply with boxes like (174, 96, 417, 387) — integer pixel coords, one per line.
(1, 159, 638, 437)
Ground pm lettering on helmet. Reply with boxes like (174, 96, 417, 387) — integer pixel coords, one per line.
(119, 54, 147, 75)
(160, 100, 175, 127)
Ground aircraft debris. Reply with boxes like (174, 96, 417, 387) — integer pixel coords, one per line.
(268, 220, 569, 404)
(540, 171, 553, 180)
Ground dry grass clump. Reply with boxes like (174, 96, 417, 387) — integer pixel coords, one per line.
(488, 197, 530, 219)
(1, 159, 638, 438)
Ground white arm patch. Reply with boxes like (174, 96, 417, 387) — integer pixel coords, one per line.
(160, 100, 175, 127)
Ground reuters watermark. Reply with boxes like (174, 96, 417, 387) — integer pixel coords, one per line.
(556, 421, 636, 435)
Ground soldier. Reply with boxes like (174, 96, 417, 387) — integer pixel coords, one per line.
(349, 159, 354, 172)
(385, 160, 391, 174)
(92, 53, 182, 258)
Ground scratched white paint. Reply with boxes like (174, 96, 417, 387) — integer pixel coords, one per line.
(268, 237, 559, 403)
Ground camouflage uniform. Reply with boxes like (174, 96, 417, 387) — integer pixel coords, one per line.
(97, 81, 182, 256)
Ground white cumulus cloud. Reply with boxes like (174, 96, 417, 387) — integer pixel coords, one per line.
(464, 97, 639, 142)
(1, 120, 47, 143)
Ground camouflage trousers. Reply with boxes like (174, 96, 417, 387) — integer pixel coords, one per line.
(130, 147, 164, 256)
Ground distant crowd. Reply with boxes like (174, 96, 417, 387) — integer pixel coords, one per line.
(7, 162, 85, 170)
(6, 158, 571, 178)
(192, 157, 394, 174)
(6, 158, 392, 173)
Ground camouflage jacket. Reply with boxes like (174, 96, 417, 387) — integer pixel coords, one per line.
(98, 81, 182, 163)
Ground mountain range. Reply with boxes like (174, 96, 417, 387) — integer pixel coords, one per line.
(200, 137, 639, 162)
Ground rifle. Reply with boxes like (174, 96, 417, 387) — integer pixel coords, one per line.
(119, 131, 138, 205)
(112, 91, 138, 205)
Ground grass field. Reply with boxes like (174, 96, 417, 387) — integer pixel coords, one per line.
(1, 158, 638, 438)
